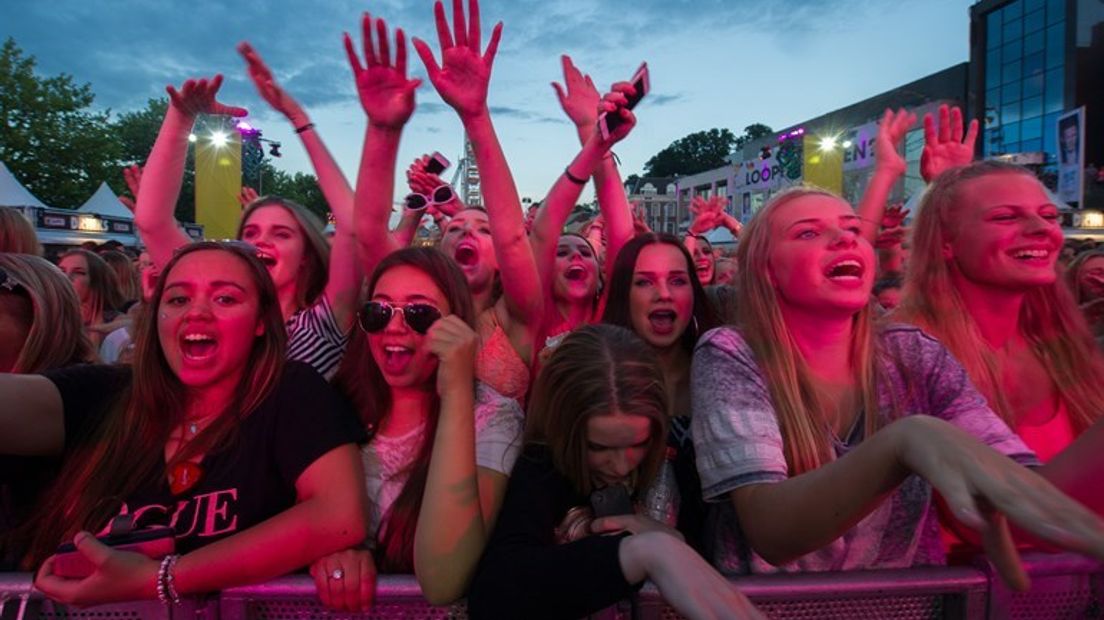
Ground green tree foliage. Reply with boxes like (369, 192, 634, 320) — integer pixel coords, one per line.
(734, 123, 774, 150)
(112, 97, 196, 221)
(0, 38, 120, 208)
(643, 128, 736, 177)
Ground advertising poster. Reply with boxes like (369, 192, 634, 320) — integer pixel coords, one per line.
(1057, 107, 1085, 207)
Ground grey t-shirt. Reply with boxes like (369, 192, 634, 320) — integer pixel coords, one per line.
(691, 324, 1038, 576)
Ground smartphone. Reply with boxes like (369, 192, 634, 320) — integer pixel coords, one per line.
(424, 152, 451, 175)
(598, 62, 650, 141)
(53, 525, 175, 579)
(590, 485, 634, 518)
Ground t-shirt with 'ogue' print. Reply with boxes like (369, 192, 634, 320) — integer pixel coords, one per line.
(44, 360, 366, 554)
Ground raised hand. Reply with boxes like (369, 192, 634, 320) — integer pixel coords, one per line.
(426, 314, 478, 395)
(237, 42, 309, 126)
(874, 226, 906, 249)
(412, 0, 503, 120)
(689, 195, 725, 234)
(921, 104, 979, 183)
(238, 186, 259, 208)
(593, 82, 638, 147)
(166, 74, 247, 119)
(344, 13, 420, 129)
(874, 108, 917, 177)
(552, 55, 600, 128)
(632, 201, 651, 234)
(118, 164, 143, 212)
(881, 202, 911, 230)
(309, 548, 378, 613)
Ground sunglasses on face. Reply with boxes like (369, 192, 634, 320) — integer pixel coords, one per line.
(357, 301, 442, 335)
(404, 185, 455, 211)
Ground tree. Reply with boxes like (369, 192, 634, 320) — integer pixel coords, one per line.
(0, 38, 121, 208)
(734, 123, 774, 150)
(111, 97, 196, 222)
(643, 128, 736, 177)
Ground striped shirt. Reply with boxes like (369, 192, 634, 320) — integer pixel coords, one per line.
(286, 294, 350, 380)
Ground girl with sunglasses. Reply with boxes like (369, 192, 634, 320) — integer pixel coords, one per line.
(468, 325, 761, 620)
(133, 69, 360, 380)
(349, 1, 544, 405)
(691, 187, 1104, 588)
(0, 242, 368, 606)
(319, 247, 522, 611)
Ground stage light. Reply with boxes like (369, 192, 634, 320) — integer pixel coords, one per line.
(269, 142, 282, 157)
(210, 131, 228, 147)
(819, 136, 839, 151)
(188, 133, 197, 143)
(842, 140, 853, 149)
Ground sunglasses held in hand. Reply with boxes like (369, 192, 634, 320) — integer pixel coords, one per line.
(404, 185, 455, 211)
(357, 301, 442, 334)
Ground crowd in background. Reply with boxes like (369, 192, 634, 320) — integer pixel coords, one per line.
(1, 1, 1104, 618)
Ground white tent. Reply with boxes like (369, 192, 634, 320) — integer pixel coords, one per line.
(0, 161, 50, 209)
(76, 182, 133, 219)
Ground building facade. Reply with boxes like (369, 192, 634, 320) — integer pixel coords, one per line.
(970, 0, 1103, 209)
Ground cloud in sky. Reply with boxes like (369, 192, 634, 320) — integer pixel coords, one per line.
(4, 0, 973, 199)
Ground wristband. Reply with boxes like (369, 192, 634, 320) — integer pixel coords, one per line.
(156, 554, 181, 605)
(564, 167, 588, 185)
(294, 122, 316, 134)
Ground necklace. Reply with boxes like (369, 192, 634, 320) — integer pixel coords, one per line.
(169, 421, 205, 496)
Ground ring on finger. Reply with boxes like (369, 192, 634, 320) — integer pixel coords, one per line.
(330, 568, 345, 580)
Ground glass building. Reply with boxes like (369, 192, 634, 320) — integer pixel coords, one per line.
(970, 0, 1103, 184)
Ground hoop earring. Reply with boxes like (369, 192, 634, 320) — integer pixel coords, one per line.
(691, 315, 700, 340)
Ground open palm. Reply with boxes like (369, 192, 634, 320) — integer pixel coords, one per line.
(413, 0, 503, 120)
(345, 13, 420, 128)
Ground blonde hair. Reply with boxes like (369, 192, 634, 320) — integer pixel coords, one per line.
(0, 207, 41, 255)
(0, 254, 96, 372)
(735, 186, 885, 476)
(897, 161, 1104, 433)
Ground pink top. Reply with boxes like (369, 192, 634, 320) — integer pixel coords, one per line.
(1015, 400, 1076, 463)
(475, 310, 530, 406)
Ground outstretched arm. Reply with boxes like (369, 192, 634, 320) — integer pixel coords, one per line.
(533, 83, 638, 316)
(413, 0, 543, 343)
(855, 108, 915, 242)
(239, 42, 360, 331)
(552, 55, 634, 275)
(136, 76, 247, 269)
(346, 13, 421, 276)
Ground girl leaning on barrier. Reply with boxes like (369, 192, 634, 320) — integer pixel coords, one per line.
(691, 186, 1104, 589)
(469, 324, 762, 620)
(0, 241, 368, 606)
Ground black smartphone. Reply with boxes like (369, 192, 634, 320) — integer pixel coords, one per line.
(54, 525, 175, 578)
(598, 62, 650, 141)
(424, 152, 451, 175)
(590, 485, 634, 518)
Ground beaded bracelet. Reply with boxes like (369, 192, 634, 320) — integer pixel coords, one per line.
(156, 554, 182, 605)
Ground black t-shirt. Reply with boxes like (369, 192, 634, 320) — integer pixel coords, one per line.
(43, 361, 366, 554)
(467, 445, 639, 620)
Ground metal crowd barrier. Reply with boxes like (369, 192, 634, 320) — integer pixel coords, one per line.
(1, 553, 1100, 619)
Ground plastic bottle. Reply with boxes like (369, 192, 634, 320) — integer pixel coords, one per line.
(641, 446, 680, 527)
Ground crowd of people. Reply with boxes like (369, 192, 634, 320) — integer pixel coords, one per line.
(1, 1, 1104, 618)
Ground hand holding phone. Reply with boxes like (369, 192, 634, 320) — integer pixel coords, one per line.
(598, 62, 649, 141)
(590, 485, 634, 518)
(52, 515, 175, 579)
(424, 152, 451, 175)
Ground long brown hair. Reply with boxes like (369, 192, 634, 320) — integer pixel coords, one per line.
(0, 207, 41, 255)
(525, 324, 669, 497)
(735, 187, 885, 476)
(59, 249, 124, 323)
(334, 247, 475, 573)
(99, 250, 141, 305)
(0, 254, 95, 372)
(238, 196, 330, 310)
(896, 161, 1104, 433)
(22, 242, 286, 567)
